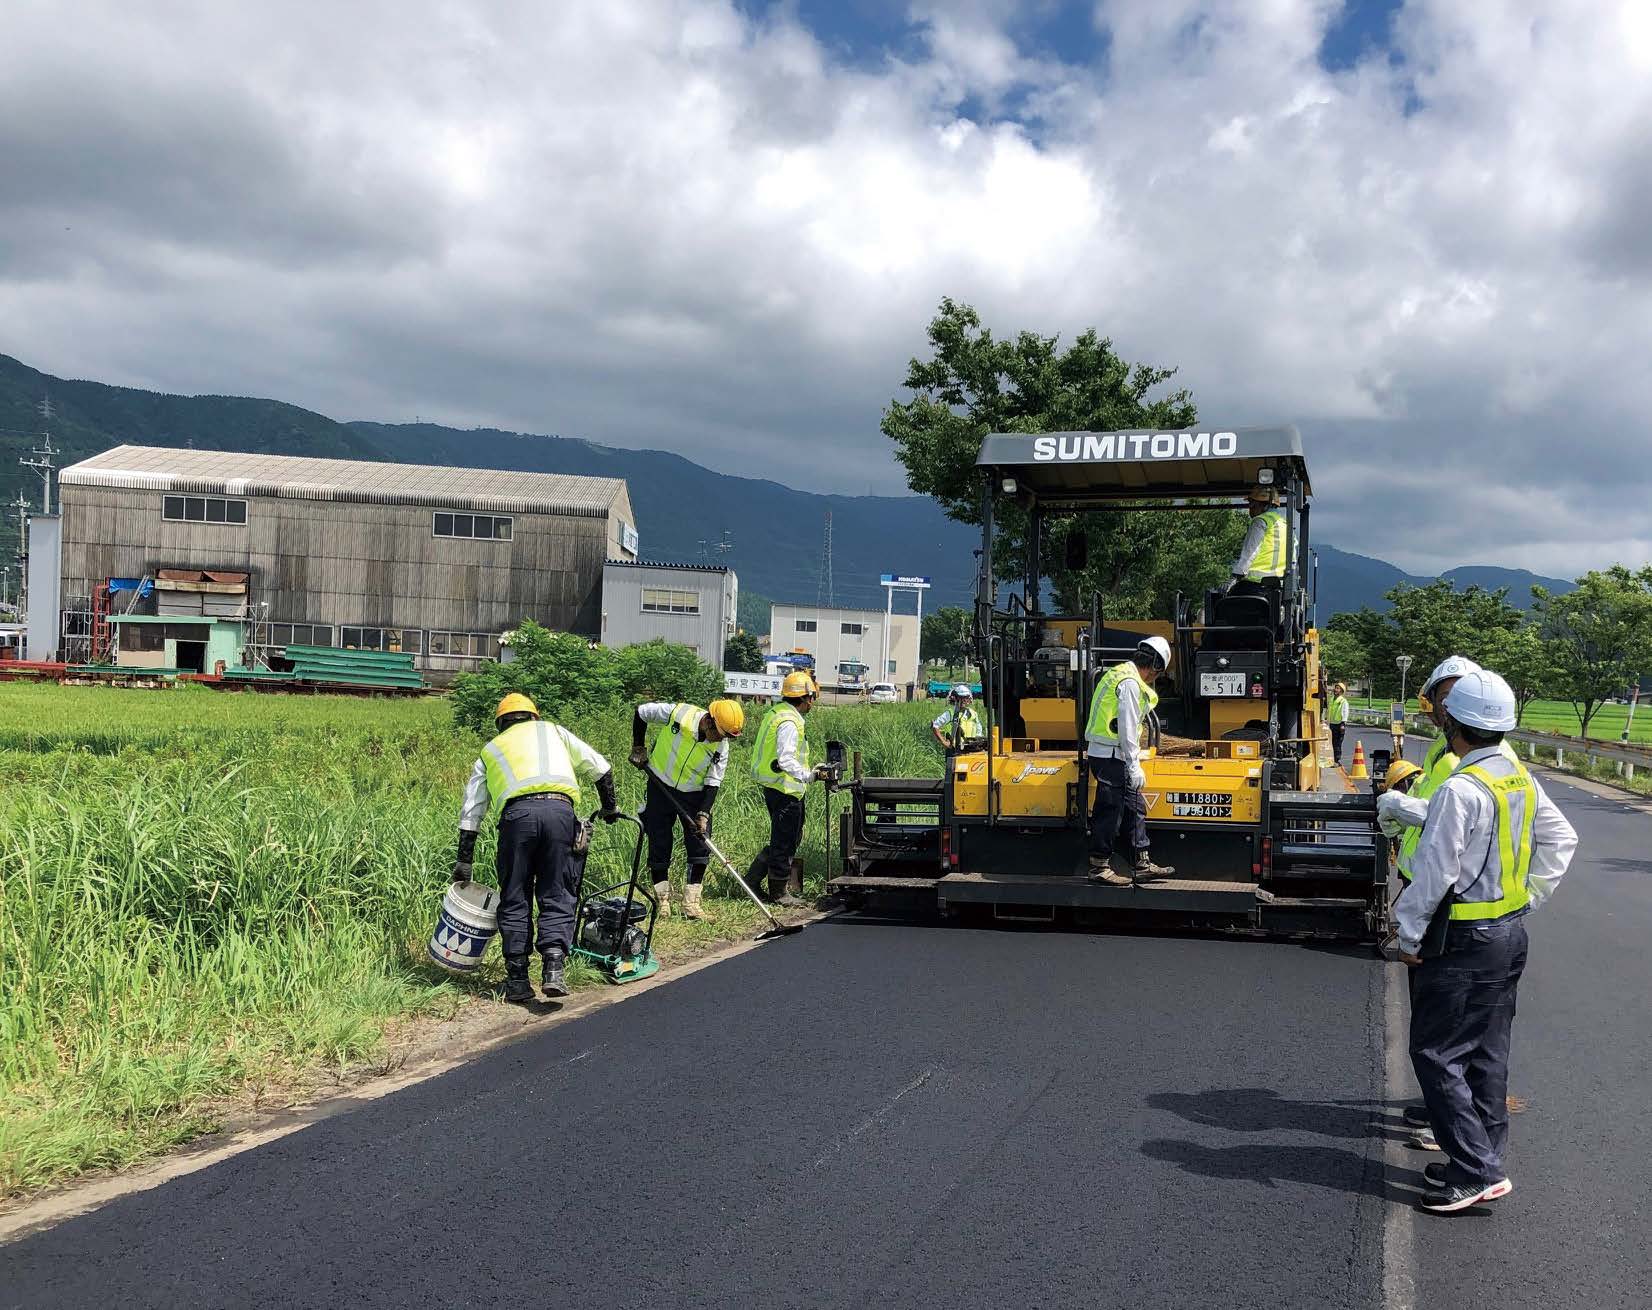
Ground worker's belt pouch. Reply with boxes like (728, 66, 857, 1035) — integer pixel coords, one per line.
(1419, 895, 1455, 959)
(572, 819, 594, 855)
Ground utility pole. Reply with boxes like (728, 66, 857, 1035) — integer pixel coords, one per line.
(10, 493, 29, 622)
(20, 395, 59, 514)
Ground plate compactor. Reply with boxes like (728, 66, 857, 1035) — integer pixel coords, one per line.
(571, 814, 661, 983)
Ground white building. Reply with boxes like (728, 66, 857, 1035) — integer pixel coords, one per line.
(600, 560, 736, 665)
(769, 602, 920, 692)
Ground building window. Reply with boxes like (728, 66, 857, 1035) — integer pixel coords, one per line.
(841, 622, 864, 636)
(340, 627, 423, 653)
(887, 659, 897, 674)
(163, 495, 247, 525)
(641, 588, 700, 615)
(429, 630, 494, 658)
(267, 623, 334, 648)
(795, 619, 817, 633)
(433, 511, 512, 541)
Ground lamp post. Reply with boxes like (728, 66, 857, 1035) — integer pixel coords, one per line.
(1397, 655, 1414, 712)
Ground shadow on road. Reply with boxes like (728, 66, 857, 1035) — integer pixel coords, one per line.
(1148, 1087, 1412, 1142)
(1141, 1138, 1425, 1204)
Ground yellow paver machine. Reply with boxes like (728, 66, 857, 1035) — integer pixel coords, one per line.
(831, 425, 1391, 940)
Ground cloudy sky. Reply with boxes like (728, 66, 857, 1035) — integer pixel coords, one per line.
(2, 0, 1648, 575)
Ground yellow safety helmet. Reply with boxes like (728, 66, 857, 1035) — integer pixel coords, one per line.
(494, 692, 540, 724)
(1332, 682, 1347, 695)
(1382, 759, 1422, 791)
(707, 698, 746, 737)
(781, 671, 815, 700)
(1247, 485, 1281, 505)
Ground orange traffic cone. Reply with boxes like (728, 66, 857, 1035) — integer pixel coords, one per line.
(1349, 739, 1369, 780)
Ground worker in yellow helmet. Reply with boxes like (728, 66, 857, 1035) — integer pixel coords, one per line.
(748, 671, 831, 906)
(629, 696, 746, 921)
(454, 693, 618, 1003)
(1221, 485, 1289, 598)
(1326, 681, 1351, 766)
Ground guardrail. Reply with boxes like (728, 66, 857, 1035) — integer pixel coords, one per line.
(1349, 708, 1650, 781)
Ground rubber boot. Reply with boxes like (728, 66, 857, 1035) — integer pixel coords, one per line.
(682, 880, 709, 921)
(771, 860, 806, 908)
(652, 878, 672, 918)
(503, 954, 534, 1004)
(1132, 850, 1175, 885)
(540, 949, 569, 999)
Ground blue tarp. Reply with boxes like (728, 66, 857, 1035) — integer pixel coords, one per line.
(108, 578, 154, 597)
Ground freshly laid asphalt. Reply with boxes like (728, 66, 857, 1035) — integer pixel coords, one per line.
(4, 726, 1647, 1309)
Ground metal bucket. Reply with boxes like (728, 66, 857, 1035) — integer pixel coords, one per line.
(428, 880, 499, 972)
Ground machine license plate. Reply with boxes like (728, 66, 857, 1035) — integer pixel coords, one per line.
(1167, 791, 1233, 818)
(1200, 672, 1247, 697)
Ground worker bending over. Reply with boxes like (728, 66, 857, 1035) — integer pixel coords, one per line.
(1326, 681, 1350, 766)
(749, 672, 832, 907)
(629, 697, 745, 921)
(1085, 637, 1175, 887)
(1394, 670, 1576, 1213)
(1222, 485, 1288, 597)
(931, 684, 984, 750)
(454, 694, 618, 1003)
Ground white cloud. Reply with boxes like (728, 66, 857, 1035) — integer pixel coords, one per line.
(0, 0, 1646, 575)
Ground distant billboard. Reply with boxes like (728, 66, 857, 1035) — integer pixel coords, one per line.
(879, 573, 932, 588)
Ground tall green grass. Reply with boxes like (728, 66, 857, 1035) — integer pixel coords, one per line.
(0, 685, 942, 1194)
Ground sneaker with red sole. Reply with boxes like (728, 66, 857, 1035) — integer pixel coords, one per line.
(1420, 1179, 1512, 1212)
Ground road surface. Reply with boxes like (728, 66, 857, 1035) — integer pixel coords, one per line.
(4, 727, 1646, 1308)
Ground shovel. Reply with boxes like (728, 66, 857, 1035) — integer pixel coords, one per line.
(652, 783, 805, 941)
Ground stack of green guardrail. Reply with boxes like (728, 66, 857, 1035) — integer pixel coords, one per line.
(282, 645, 424, 690)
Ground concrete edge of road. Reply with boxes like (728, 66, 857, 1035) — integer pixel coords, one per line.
(0, 910, 831, 1246)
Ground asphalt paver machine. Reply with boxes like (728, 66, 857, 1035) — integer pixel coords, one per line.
(832, 425, 1389, 940)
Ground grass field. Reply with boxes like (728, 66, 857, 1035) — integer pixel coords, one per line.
(1350, 695, 1649, 743)
(0, 683, 944, 1195)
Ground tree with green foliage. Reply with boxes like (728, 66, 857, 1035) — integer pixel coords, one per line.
(723, 629, 763, 673)
(881, 298, 1240, 619)
(1327, 579, 1525, 697)
(1533, 565, 1652, 738)
(1316, 625, 1370, 688)
(921, 605, 972, 668)
(1478, 623, 1559, 725)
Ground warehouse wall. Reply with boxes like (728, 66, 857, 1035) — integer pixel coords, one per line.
(600, 563, 735, 663)
(59, 486, 615, 640)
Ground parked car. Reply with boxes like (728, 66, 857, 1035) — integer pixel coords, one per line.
(868, 682, 898, 704)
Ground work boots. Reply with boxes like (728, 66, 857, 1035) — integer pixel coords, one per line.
(540, 950, 569, 999)
(502, 954, 534, 1004)
(768, 861, 806, 908)
(682, 881, 709, 921)
(1086, 854, 1132, 887)
(652, 878, 672, 918)
(1132, 850, 1175, 885)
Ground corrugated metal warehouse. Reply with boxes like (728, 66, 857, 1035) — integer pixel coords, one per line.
(55, 445, 638, 675)
(600, 560, 737, 665)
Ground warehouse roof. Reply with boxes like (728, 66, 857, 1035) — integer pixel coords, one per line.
(604, 558, 730, 574)
(59, 445, 629, 518)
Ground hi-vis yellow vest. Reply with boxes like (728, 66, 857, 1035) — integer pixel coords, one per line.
(1398, 734, 1517, 880)
(482, 720, 581, 809)
(1242, 509, 1288, 581)
(752, 702, 808, 796)
(1447, 754, 1537, 921)
(647, 703, 720, 792)
(1085, 662, 1159, 744)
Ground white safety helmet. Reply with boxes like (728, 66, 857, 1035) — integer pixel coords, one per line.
(1136, 635, 1173, 672)
(1443, 669, 1517, 732)
(1419, 654, 1481, 698)
(952, 684, 974, 700)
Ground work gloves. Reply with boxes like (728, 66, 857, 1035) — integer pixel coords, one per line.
(596, 771, 622, 823)
(1127, 762, 1147, 790)
(695, 812, 710, 836)
(627, 747, 649, 770)
(452, 829, 478, 882)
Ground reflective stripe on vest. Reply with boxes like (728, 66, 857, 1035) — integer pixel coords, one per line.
(482, 720, 581, 809)
(938, 707, 985, 738)
(1327, 696, 1349, 725)
(1244, 509, 1288, 581)
(647, 703, 719, 791)
(1085, 661, 1160, 744)
(1447, 755, 1536, 921)
(752, 702, 808, 796)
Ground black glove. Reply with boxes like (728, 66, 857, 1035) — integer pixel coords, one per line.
(452, 830, 477, 881)
(596, 771, 621, 822)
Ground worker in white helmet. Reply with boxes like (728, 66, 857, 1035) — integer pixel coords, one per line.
(1394, 669, 1577, 1213)
(1084, 636, 1176, 886)
(931, 684, 985, 750)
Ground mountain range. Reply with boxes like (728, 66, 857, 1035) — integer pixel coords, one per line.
(1, 351, 1572, 629)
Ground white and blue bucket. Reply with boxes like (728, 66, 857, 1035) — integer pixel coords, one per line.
(428, 881, 499, 973)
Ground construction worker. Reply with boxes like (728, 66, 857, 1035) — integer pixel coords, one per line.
(453, 694, 619, 1003)
(1376, 759, 1423, 838)
(629, 697, 745, 921)
(1085, 636, 1176, 887)
(749, 670, 832, 906)
(1378, 655, 1483, 883)
(931, 684, 984, 749)
(1326, 681, 1350, 766)
(1222, 485, 1288, 597)
(1394, 670, 1577, 1212)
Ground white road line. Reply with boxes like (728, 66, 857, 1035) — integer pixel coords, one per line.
(1381, 958, 1417, 1310)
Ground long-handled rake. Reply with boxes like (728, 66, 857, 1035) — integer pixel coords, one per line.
(653, 785, 805, 942)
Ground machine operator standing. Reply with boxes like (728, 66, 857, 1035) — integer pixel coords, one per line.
(749, 671, 832, 907)
(931, 684, 984, 750)
(1394, 670, 1577, 1212)
(1085, 637, 1176, 887)
(453, 694, 618, 1003)
(629, 697, 745, 921)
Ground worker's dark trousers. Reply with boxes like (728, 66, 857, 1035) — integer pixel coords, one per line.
(1408, 914, 1529, 1186)
(754, 787, 805, 879)
(1088, 756, 1148, 858)
(642, 774, 711, 885)
(495, 793, 582, 959)
(1330, 722, 1346, 764)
